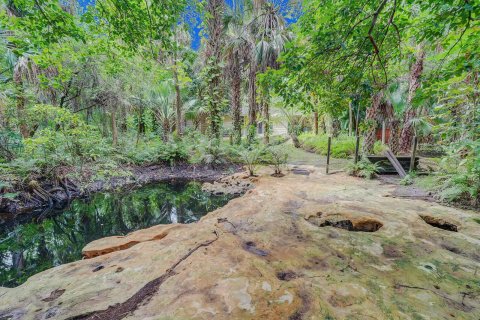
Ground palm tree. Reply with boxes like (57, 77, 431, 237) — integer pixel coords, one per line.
(224, 2, 251, 144)
(147, 83, 175, 142)
(171, 25, 191, 136)
(400, 48, 426, 153)
(362, 91, 383, 155)
(255, 4, 290, 143)
(153, 94, 175, 143)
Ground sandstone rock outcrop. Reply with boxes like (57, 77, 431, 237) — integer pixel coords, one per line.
(202, 172, 254, 195)
(1, 166, 479, 319)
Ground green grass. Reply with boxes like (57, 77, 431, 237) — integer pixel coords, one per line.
(299, 133, 385, 159)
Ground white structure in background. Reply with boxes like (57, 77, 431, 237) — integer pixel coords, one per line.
(222, 105, 289, 138)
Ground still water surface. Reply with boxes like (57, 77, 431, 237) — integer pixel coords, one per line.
(0, 181, 234, 287)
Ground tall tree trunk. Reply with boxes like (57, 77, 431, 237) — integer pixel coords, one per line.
(173, 61, 183, 136)
(263, 99, 270, 144)
(362, 91, 383, 155)
(121, 107, 128, 132)
(231, 52, 242, 145)
(348, 102, 353, 136)
(162, 120, 170, 143)
(86, 107, 93, 124)
(138, 108, 146, 135)
(400, 49, 426, 153)
(332, 119, 341, 137)
(314, 112, 319, 135)
(199, 115, 207, 135)
(247, 61, 257, 144)
(111, 110, 118, 146)
(388, 119, 400, 154)
(205, 0, 224, 140)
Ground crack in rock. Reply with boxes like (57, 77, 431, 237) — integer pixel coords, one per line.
(67, 231, 220, 320)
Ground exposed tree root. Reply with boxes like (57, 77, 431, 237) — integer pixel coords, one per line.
(67, 231, 220, 320)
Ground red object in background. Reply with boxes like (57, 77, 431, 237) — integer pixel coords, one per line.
(376, 128, 391, 142)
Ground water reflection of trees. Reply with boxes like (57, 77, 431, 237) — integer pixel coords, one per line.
(0, 182, 233, 287)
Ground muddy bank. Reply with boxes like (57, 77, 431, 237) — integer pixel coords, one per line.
(0, 163, 242, 222)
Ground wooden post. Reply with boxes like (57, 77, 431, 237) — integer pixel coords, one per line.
(326, 136, 332, 174)
(381, 120, 386, 144)
(354, 135, 360, 164)
(410, 136, 418, 172)
(348, 102, 353, 136)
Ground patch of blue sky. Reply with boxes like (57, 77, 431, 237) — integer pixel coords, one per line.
(76, 0, 301, 50)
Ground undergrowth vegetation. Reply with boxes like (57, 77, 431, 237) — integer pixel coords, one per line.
(299, 133, 386, 158)
(0, 105, 288, 189)
(346, 158, 380, 180)
(428, 140, 480, 207)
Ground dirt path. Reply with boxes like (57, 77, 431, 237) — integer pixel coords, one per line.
(283, 141, 350, 172)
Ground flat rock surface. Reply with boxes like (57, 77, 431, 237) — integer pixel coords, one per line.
(1, 166, 479, 319)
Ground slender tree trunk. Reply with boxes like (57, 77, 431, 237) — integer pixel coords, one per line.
(348, 102, 353, 136)
(102, 111, 108, 137)
(381, 120, 386, 144)
(263, 100, 270, 144)
(121, 107, 127, 132)
(199, 115, 207, 135)
(231, 52, 242, 144)
(111, 110, 118, 146)
(247, 61, 257, 144)
(314, 112, 319, 135)
(332, 119, 340, 137)
(138, 108, 146, 135)
(400, 49, 426, 153)
(291, 133, 301, 148)
(362, 91, 383, 155)
(173, 61, 183, 136)
(86, 107, 93, 124)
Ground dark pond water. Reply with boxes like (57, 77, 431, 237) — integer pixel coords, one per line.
(0, 181, 235, 287)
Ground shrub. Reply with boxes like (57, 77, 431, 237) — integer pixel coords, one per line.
(195, 140, 229, 168)
(346, 158, 380, 179)
(158, 142, 189, 167)
(265, 146, 289, 176)
(299, 133, 356, 158)
(123, 138, 165, 165)
(400, 173, 416, 186)
(22, 105, 110, 170)
(431, 140, 480, 207)
(239, 147, 267, 176)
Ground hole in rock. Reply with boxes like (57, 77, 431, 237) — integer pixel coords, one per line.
(319, 218, 383, 232)
(242, 241, 269, 257)
(420, 215, 458, 232)
(292, 169, 310, 176)
(92, 265, 104, 272)
(276, 270, 298, 281)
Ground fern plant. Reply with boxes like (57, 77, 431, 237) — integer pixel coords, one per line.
(346, 158, 379, 179)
